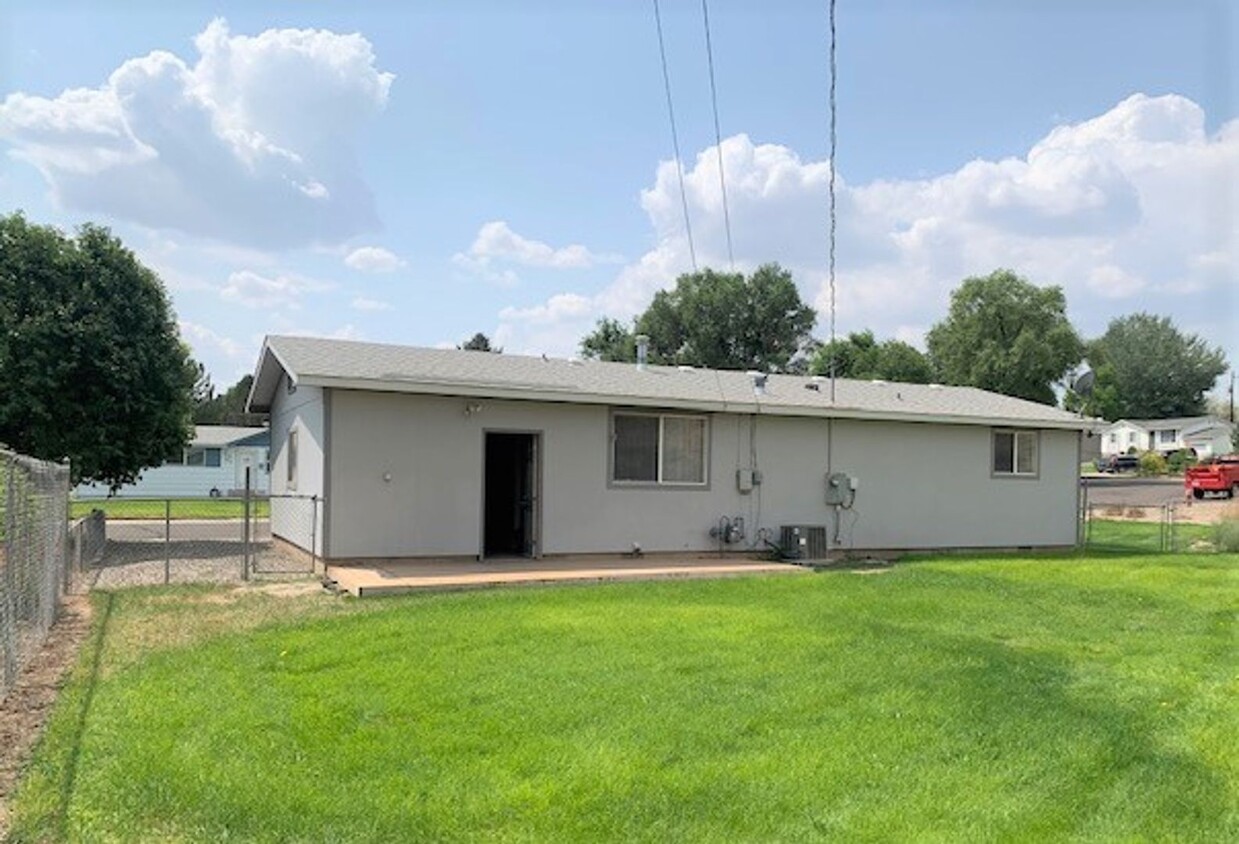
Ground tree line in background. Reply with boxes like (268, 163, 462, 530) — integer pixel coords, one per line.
(191, 372, 264, 427)
(1, 210, 1230, 490)
(576, 264, 1229, 419)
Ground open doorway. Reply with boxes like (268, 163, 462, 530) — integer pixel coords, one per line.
(483, 432, 540, 558)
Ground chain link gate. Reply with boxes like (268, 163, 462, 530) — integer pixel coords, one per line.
(247, 493, 320, 576)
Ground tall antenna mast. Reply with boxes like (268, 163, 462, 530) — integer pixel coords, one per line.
(828, 0, 838, 403)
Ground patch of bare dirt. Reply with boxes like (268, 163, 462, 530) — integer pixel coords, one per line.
(0, 595, 93, 838)
(1098, 499, 1233, 525)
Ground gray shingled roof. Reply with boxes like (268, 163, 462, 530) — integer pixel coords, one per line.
(248, 335, 1091, 430)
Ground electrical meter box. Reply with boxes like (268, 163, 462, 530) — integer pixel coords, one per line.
(825, 472, 855, 505)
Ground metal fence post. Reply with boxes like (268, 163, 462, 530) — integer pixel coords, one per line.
(310, 496, 318, 575)
(242, 467, 251, 581)
(164, 499, 171, 585)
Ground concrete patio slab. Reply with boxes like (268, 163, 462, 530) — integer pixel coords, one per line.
(325, 554, 806, 596)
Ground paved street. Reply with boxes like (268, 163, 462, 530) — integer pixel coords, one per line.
(105, 518, 269, 542)
(1080, 477, 1187, 507)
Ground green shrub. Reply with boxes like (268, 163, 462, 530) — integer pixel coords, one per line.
(1166, 449, 1198, 474)
(1137, 451, 1167, 476)
(1213, 518, 1239, 553)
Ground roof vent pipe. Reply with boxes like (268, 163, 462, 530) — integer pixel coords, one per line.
(636, 334, 650, 371)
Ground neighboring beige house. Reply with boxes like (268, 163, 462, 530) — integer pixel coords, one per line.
(247, 336, 1092, 562)
(1100, 417, 1235, 459)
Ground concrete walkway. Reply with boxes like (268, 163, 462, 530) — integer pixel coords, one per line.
(326, 554, 806, 596)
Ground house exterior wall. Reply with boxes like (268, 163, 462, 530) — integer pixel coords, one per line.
(74, 445, 270, 498)
(323, 390, 1078, 560)
(269, 376, 326, 555)
(1101, 422, 1148, 456)
(1182, 425, 1234, 458)
(1101, 421, 1235, 458)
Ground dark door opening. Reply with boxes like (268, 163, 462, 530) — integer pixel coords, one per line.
(484, 432, 539, 557)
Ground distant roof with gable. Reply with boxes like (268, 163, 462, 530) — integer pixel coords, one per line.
(1105, 416, 1230, 433)
(248, 335, 1093, 430)
(192, 425, 269, 448)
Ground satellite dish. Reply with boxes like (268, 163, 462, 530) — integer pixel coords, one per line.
(1072, 370, 1096, 397)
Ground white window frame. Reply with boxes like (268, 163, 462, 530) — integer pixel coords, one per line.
(992, 429, 1039, 478)
(610, 411, 709, 487)
(1157, 429, 1177, 445)
(287, 428, 299, 490)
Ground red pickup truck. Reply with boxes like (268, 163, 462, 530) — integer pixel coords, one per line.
(1184, 455, 1239, 500)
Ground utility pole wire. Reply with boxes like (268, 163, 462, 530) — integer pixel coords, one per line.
(653, 0, 698, 273)
(701, 0, 735, 270)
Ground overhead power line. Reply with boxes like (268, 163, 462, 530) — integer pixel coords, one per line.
(653, 0, 698, 273)
(701, 0, 735, 271)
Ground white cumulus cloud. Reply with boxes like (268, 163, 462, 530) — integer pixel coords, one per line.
(221, 269, 330, 309)
(498, 93, 1237, 370)
(351, 296, 391, 311)
(344, 246, 405, 273)
(453, 221, 620, 286)
(178, 319, 244, 360)
(0, 18, 394, 249)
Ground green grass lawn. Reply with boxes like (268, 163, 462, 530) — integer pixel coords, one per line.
(69, 498, 270, 521)
(11, 555, 1238, 842)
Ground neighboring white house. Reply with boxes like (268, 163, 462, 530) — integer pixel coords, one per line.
(1099, 417, 1235, 458)
(74, 425, 271, 499)
(247, 336, 1092, 562)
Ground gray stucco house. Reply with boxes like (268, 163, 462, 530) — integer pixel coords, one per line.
(247, 335, 1090, 562)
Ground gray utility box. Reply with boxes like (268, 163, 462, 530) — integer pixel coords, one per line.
(780, 525, 828, 560)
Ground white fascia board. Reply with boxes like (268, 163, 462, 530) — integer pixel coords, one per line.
(246, 340, 299, 413)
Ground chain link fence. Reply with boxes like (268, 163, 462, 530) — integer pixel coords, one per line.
(85, 493, 320, 588)
(1, 449, 71, 701)
(1081, 502, 1218, 554)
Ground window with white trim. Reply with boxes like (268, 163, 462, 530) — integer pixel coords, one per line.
(993, 429, 1038, 477)
(612, 412, 707, 485)
(1157, 429, 1177, 445)
(287, 428, 299, 489)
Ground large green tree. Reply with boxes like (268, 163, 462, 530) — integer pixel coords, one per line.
(926, 269, 1083, 404)
(0, 213, 196, 487)
(1074, 313, 1227, 420)
(579, 264, 816, 372)
(809, 330, 934, 383)
(579, 317, 637, 363)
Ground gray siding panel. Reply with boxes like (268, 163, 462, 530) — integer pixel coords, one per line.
(326, 391, 1078, 559)
(269, 377, 325, 554)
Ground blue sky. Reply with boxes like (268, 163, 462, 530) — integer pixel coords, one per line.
(1, 0, 1235, 398)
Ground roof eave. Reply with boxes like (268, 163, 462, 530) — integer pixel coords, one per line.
(246, 338, 297, 413)
(296, 374, 1092, 431)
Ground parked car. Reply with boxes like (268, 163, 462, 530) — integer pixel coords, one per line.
(1098, 454, 1140, 473)
(1184, 455, 1239, 499)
